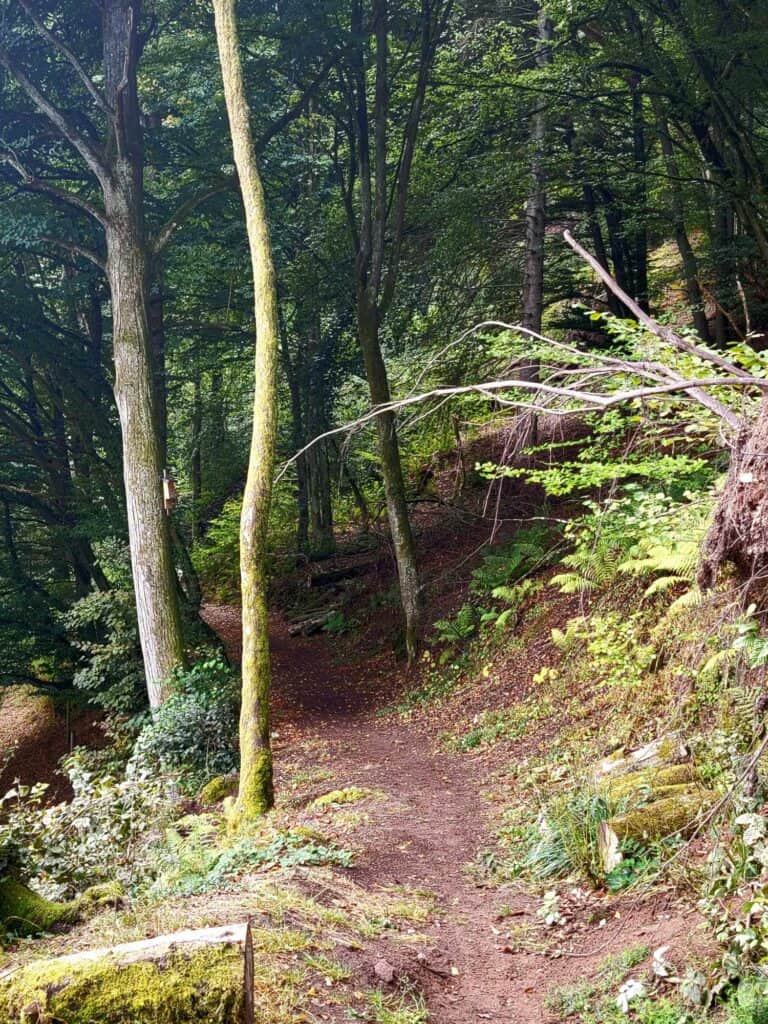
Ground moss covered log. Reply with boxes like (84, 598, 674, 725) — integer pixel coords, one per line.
(0, 922, 254, 1023)
(598, 763, 697, 805)
(599, 788, 716, 871)
(591, 734, 690, 783)
(199, 774, 239, 806)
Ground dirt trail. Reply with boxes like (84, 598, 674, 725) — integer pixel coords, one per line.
(206, 603, 530, 1021)
(203, 602, 694, 1024)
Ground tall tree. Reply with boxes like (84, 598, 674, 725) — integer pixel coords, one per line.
(213, 0, 281, 819)
(0, 0, 187, 705)
(520, 3, 553, 342)
(330, 0, 453, 660)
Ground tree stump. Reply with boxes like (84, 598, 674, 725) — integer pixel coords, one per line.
(0, 921, 254, 1023)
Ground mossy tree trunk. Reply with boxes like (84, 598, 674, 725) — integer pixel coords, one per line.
(358, 297, 422, 660)
(213, 0, 280, 819)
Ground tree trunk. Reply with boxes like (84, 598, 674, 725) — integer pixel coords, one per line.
(214, 0, 280, 820)
(190, 365, 203, 542)
(652, 102, 711, 342)
(102, 0, 185, 706)
(520, 5, 553, 345)
(305, 356, 335, 557)
(105, 218, 185, 705)
(358, 297, 422, 661)
(629, 73, 649, 314)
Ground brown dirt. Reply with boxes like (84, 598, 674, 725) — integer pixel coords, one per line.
(0, 687, 105, 800)
(202, 452, 702, 1023)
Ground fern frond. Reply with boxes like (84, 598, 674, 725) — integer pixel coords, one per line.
(551, 572, 597, 594)
(643, 575, 689, 598)
(666, 585, 704, 616)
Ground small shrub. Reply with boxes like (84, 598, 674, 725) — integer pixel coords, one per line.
(0, 752, 177, 897)
(149, 821, 354, 899)
(132, 657, 238, 795)
(191, 499, 241, 602)
(63, 589, 146, 718)
(525, 789, 612, 883)
(727, 978, 768, 1024)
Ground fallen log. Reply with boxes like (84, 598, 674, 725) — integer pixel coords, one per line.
(599, 788, 716, 872)
(309, 564, 368, 588)
(287, 606, 342, 636)
(0, 921, 254, 1024)
(598, 763, 697, 806)
(591, 734, 690, 783)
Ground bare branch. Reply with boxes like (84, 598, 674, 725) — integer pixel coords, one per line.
(253, 52, 337, 153)
(151, 180, 233, 256)
(0, 46, 108, 184)
(1, 148, 107, 225)
(277, 369, 760, 482)
(16, 0, 114, 118)
(39, 235, 105, 270)
(563, 229, 748, 379)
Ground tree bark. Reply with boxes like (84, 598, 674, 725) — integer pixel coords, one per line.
(358, 298, 422, 660)
(520, 5, 553, 343)
(651, 100, 711, 342)
(213, 0, 280, 819)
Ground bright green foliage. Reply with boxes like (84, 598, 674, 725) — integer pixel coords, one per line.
(0, 753, 176, 897)
(726, 979, 768, 1024)
(484, 453, 709, 498)
(551, 485, 711, 597)
(149, 817, 354, 900)
(132, 657, 238, 795)
(64, 590, 146, 717)
(524, 789, 613, 883)
(191, 499, 242, 604)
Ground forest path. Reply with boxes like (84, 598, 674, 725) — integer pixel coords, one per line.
(201, 602, 601, 1024)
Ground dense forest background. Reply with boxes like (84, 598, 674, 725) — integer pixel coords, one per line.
(3, 0, 766, 696)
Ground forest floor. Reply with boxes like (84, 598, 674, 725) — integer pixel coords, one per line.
(1, 424, 709, 1022)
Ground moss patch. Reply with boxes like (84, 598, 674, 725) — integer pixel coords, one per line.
(310, 787, 371, 810)
(199, 774, 239, 806)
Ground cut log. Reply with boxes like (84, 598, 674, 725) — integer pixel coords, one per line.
(598, 788, 716, 872)
(0, 921, 254, 1023)
(597, 763, 697, 806)
(309, 565, 368, 587)
(287, 606, 342, 636)
(591, 734, 689, 783)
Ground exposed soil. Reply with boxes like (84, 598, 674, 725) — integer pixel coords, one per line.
(0, 688, 105, 800)
(202, 433, 702, 1023)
